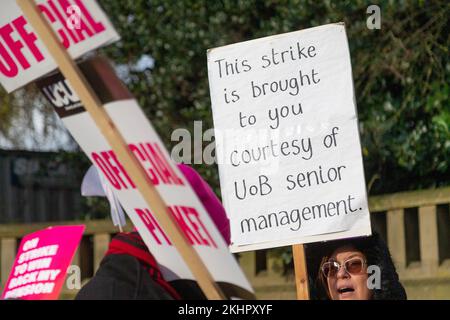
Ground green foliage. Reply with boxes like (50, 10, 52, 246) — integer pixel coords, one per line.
(0, 1, 446, 195)
(98, 0, 449, 196)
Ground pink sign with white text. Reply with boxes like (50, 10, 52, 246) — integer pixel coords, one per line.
(1, 225, 85, 300)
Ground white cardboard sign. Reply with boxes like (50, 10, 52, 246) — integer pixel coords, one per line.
(0, 0, 119, 92)
(207, 23, 372, 252)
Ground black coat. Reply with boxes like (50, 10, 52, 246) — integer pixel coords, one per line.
(75, 254, 175, 300)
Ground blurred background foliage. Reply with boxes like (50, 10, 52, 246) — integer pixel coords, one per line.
(0, 0, 448, 213)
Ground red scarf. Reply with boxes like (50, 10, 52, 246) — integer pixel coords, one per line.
(106, 232, 181, 300)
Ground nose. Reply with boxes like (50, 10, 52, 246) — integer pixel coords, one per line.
(336, 264, 349, 279)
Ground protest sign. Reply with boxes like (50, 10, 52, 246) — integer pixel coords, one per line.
(20, 0, 226, 299)
(207, 23, 372, 252)
(0, 0, 119, 92)
(1, 225, 84, 300)
(36, 57, 254, 299)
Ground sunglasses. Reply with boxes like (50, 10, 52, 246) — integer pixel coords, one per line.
(321, 257, 367, 278)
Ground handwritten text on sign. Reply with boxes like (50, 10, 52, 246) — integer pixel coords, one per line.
(1, 225, 84, 300)
(207, 23, 371, 252)
(0, 0, 119, 92)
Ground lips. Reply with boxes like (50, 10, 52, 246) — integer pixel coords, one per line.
(336, 284, 355, 297)
(338, 287, 354, 294)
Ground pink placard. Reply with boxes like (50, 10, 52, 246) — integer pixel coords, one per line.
(1, 225, 85, 300)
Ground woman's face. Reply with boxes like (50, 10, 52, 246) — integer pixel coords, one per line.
(325, 245, 372, 300)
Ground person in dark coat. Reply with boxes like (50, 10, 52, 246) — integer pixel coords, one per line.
(76, 232, 181, 300)
(76, 164, 230, 300)
(305, 232, 407, 300)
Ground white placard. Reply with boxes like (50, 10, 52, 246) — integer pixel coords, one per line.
(0, 0, 119, 92)
(207, 23, 372, 252)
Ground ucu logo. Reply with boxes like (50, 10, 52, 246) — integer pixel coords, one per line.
(42, 79, 80, 109)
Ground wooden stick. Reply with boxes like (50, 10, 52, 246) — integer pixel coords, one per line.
(17, 0, 226, 300)
(292, 244, 310, 300)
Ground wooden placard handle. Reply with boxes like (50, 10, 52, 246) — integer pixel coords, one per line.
(292, 244, 310, 300)
(16, 0, 226, 300)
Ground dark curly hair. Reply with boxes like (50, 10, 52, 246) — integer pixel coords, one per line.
(307, 233, 407, 300)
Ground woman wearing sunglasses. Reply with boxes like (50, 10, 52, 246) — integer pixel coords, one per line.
(307, 233, 407, 300)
